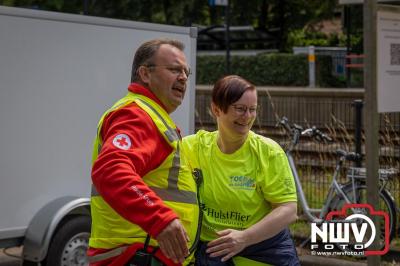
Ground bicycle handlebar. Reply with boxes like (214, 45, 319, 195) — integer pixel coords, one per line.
(277, 117, 333, 144)
(277, 116, 292, 134)
(336, 149, 363, 162)
(278, 117, 364, 163)
(309, 126, 333, 143)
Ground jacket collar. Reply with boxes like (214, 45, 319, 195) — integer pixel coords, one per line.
(128, 83, 168, 112)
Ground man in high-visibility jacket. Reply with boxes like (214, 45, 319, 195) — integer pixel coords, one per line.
(88, 39, 199, 266)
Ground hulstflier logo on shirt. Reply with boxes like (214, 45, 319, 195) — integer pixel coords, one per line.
(200, 203, 250, 229)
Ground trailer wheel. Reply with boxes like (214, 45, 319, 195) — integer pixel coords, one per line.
(47, 215, 91, 266)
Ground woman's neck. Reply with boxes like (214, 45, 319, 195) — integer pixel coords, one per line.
(216, 130, 248, 154)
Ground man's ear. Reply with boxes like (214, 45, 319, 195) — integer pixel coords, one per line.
(137, 65, 151, 83)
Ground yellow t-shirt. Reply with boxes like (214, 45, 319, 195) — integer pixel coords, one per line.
(182, 130, 297, 242)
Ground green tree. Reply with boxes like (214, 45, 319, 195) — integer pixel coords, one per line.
(0, 0, 341, 51)
(0, 0, 85, 13)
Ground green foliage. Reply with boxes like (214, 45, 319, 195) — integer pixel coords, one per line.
(287, 28, 363, 51)
(287, 29, 341, 47)
(196, 56, 226, 85)
(1, 0, 343, 51)
(197, 54, 345, 88)
(0, 0, 209, 25)
(0, 0, 87, 13)
(289, 219, 310, 239)
(339, 34, 363, 54)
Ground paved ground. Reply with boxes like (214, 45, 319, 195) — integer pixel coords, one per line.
(1, 246, 397, 266)
(0, 247, 20, 266)
(0, 246, 368, 266)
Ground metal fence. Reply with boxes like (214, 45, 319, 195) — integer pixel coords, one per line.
(195, 86, 400, 218)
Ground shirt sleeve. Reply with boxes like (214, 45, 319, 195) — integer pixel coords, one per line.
(259, 138, 298, 204)
(91, 103, 178, 238)
(181, 133, 200, 169)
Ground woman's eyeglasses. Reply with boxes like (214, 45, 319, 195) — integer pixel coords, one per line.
(231, 104, 259, 116)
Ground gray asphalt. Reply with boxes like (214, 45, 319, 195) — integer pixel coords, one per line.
(0, 247, 21, 266)
(0, 247, 374, 266)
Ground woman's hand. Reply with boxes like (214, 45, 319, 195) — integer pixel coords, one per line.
(206, 229, 249, 262)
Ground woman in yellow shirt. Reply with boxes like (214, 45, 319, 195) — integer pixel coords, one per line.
(183, 75, 299, 266)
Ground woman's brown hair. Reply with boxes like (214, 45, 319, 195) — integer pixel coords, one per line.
(212, 75, 256, 113)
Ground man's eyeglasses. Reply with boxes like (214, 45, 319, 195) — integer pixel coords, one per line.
(146, 65, 192, 77)
(231, 104, 259, 116)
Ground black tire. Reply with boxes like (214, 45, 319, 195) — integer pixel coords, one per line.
(46, 215, 91, 266)
(21, 260, 39, 266)
(329, 184, 397, 249)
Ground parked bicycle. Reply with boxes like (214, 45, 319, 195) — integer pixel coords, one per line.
(277, 117, 398, 248)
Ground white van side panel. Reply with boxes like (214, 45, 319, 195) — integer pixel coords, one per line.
(0, 6, 196, 240)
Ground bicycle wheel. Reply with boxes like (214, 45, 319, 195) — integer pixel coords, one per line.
(329, 183, 397, 249)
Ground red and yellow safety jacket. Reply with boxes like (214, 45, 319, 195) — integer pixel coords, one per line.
(88, 83, 199, 265)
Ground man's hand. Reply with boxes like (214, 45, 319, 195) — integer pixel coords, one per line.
(206, 229, 249, 262)
(156, 219, 189, 264)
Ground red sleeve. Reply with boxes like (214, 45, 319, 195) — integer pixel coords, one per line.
(91, 103, 177, 238)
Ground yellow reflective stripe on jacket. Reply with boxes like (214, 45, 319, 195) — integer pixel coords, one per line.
(135, 98, 180, 143)
(87, 246, 127, 263)
(149, 144, 197, 204)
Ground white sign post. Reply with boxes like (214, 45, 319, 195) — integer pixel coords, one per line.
(377, 5, 400, 113)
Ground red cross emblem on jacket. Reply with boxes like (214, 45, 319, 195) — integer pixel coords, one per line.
(112, 134, 132, 150)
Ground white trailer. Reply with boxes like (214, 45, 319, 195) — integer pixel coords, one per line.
(0, 5, 197, 265)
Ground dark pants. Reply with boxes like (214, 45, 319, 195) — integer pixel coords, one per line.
(195, 228, 300, 266)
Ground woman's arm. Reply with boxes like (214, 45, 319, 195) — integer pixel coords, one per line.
(206, 202, 297, 262)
